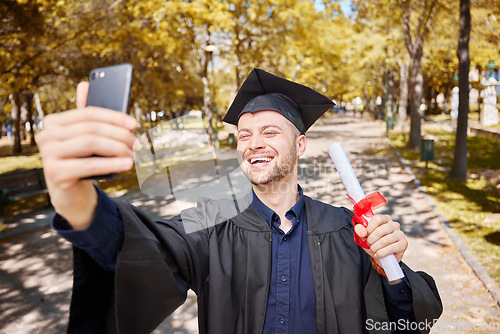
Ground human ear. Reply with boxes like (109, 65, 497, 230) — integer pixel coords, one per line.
(296, 134, 306, 157)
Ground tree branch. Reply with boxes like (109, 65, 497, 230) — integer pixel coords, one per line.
(0, 6, 110, 77)
(416, 0, 436, 40)
(398, 0, 414, 56)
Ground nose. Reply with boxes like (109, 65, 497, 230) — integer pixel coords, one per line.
(248, 133, 266, 151)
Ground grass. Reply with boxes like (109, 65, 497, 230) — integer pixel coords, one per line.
(387, 125, 500, 286)
(0, 141, 43, 174)
(426, 111, 500, 131)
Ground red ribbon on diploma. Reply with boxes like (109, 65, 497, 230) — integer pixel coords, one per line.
(346, 191, 388, 249)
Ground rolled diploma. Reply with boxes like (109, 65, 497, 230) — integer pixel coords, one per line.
(328, 142, 404, 281)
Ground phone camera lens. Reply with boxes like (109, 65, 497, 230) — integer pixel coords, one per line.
(91, 72, 96, 80)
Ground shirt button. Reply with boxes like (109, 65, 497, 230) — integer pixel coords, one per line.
(283, 237, 287, 241)
(279, 318, 285, 324)
(281, 275, 287, 282)
(400, 289, 405, 293)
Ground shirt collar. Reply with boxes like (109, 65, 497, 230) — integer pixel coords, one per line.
(251, 185, 305, 226)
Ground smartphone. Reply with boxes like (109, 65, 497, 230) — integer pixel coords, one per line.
(86, 63, 133, 113)
(85, 63, 133, 180)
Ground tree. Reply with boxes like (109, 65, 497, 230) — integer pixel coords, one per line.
(8, 93, 21, 153)
(421, 4, 459, 115)
(1, 0, 48, 153)
(295, 3, 354, 100)
(398, 0, 440, 150)
(397, 52, 410, 129)
(469, 1, 500, 69)
(352, 1, 407, 118)
(353, 0, 454, 146)
(5, 0, 495, 161)
(448, 0, 471, 180)
(1, 0, 126, 152)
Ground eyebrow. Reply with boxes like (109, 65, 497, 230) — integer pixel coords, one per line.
(238, 124, 282, 134)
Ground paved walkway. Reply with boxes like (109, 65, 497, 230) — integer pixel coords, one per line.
(1, 115, 499, 333)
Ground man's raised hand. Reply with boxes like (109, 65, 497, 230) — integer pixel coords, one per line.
(35, 82, 136, 230)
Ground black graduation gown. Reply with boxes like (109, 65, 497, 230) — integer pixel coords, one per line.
(67, 195, 442, 334)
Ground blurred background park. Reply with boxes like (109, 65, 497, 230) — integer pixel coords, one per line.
(1, 0, 500, 326)
(1, 0, 499, 153)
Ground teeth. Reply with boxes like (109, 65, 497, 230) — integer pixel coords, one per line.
(250, 157, 272, 164)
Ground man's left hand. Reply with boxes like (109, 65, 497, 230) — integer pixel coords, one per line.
(354, 214, 408, 277)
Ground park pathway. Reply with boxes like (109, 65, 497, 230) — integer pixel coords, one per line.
(0, 114, 499, 333)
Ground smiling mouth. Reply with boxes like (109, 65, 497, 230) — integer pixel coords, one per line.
(250, 157, 273, 164)
(245, 154, 276, 168)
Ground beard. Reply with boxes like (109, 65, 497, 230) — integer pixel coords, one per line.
(240, 145, 297, 186)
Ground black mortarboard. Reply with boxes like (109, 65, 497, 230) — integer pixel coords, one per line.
(223, 68, 334, 134)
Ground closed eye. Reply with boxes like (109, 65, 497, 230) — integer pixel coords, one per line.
(264, 131, 278, 136)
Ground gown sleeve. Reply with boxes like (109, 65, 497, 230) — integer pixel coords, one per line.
(403, 263, 443, 332)
(364, 262, 442, 334)
(66, 198, 212, 334)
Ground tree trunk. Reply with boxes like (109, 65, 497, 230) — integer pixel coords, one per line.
(407, 43, 424, 150)
(449, 0, 470, 180)
(397, 53, 409, 130)
(133, 102, 143, 126)
(425, 84, 433, 114)
(21, 91, 36, 146)
(234, 53, 244, 88)
(0, 98, 6, 139)
(399, 0, 436, 149)
(443, 89, 450, 114)
(380, 68, 388, 120)
(202, 49, 217, 152)
(34, 92, 45, 125)
(292, 55, 305, 81)
(387, 69, 395, 115)
(9, 92, 22, 154)
(19, 94, 28, 141)
(29, 97, 36, 146)
(432, 89, 438, 113)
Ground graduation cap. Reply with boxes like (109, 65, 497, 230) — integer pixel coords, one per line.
(223, 68, 335, 134)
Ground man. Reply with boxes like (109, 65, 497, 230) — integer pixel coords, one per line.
(36, 68, 442, 333)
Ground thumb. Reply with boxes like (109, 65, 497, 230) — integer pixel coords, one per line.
(354, 224, 368, 239)
(76, 81, 89, 109)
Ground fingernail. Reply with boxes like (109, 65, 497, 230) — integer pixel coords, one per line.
(126, 117, 137, 129)
(122, 157, 134, 169)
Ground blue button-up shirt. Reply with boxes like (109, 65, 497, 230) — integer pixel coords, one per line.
(252, 188, 317, 334)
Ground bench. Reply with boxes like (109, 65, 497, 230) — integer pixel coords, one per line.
(0, 168, 50, 223)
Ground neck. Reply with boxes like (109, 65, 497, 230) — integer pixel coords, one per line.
(252, 174, 299, 217)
